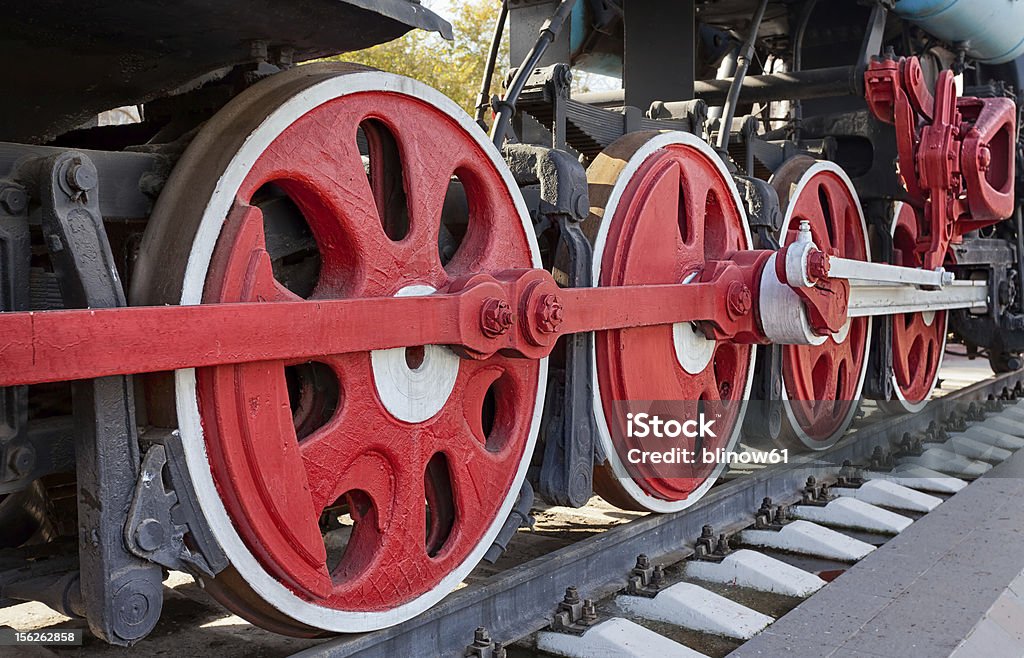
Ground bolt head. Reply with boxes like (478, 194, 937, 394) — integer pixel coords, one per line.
(0, 187, 27, 215)
(807, 251, 831, 281)
(481, 298, 514, 338)
(978, 146, 992, 171)
(536, 293, 565, 334)
(66, 161, 98, 193)
(135, 518, 165, 552)
(726, 282, 752, 317)
(573, 193, 589, 219)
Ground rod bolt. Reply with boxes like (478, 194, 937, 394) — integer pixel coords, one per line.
(807, 251, 831, 281)
(563, 586, 580, 605)
(481, 298, 514, 338)
(978, 145, 992, 172)
(726, 281, 752, 317)
(135, 518, 165, 552)
(536, 293, 564, 333)
(66, 160, 98, 193)
(0, 186, 27, 215)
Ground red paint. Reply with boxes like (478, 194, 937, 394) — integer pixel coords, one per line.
(865, 56, 1016, 270)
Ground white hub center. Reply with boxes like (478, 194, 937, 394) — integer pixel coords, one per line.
(370, 285, 460, 423)
(673, 273, 716, 374)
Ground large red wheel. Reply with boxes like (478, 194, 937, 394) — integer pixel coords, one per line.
(771, 158, 872, 450)
(882, 201, 947, 412)
(588, 132, 756, 513)
(130, 64, 546, 633)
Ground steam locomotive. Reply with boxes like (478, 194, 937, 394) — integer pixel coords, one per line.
(0, 0, 1019, 644)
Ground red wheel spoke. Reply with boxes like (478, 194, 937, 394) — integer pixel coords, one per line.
(821, 180, 848, 255)
(629, 162, 693, 281)
(200, 360, 333, 596)
(211, 204, 305, 303)
(679, 164, 712, 265)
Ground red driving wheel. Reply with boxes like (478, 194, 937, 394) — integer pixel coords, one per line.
(131, 64, 545, 633)
(771, 158, 872, 450)
(883, 201, 947, 412)
(588, 131, 756, 512)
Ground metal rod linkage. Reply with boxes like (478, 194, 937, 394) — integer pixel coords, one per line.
(475, 1, 509, 125)
(846, 280, 989, 317)
(829, 257, 954, 288)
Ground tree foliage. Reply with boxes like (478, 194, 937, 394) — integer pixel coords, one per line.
(329, 2, 507, 115)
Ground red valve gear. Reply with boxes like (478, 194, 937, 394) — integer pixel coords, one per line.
(865, 55, 1016, 270)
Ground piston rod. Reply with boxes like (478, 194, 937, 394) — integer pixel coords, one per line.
(829, 257, 954, 288)
(846, 280, 988, 317)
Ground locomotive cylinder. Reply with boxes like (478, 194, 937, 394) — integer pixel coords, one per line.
(894, 0, 1024, 64)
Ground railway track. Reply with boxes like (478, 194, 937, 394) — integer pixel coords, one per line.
(287, 363, 1020, 658)
(0, 358, 1011, 654)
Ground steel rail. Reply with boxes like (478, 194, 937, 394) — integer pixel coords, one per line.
(295, 370, 1022, 658)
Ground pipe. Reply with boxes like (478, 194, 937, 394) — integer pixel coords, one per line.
(475, 1, 509, 125)
(491, 0, 579, 147)
(573, 66, 861, 108)
(5, 571, 85, 618)
(792, 0, 819, 143)
(716, 0, 770, 153)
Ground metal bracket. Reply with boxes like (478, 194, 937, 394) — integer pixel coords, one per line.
(24, 150, 164, 645)
(753, 496, 793, 530)
(624, 554, 664, 598)
(735, 175, 784, 234)
(797, 476, 834, 507)
(464, 627, 507, 658)
(539, 215, 599, 507)
(126, 431, 228, 579)
(549, 586, 599, 636)
(836, 460, 867, 488)
(502, 144, 589, 221)
(0, 179, 30, 491)
(692, 524, 733, 562)
(502, 144, 598, 507)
